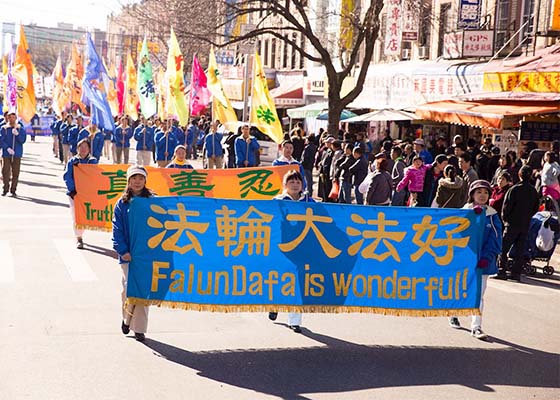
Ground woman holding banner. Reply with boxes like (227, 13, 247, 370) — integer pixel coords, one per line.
(112, 165, 154, 342)
(268, 170, 314, 333)
(63, 138, 99, 249)
(448, 180, 502, 340)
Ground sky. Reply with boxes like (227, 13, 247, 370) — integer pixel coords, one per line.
(0, 0, 126, 30)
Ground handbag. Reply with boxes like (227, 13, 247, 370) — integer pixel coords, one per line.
(329, 180, 340, 200)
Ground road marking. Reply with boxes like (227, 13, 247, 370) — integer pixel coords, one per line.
(53, 239, 98, 282)
(0, 241, 15, 283)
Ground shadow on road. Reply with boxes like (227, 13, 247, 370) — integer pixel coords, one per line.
(521, 276, 560, 290)
(17, 180, 65, 190)
(13, 195, 69, 208)
(141, 329, 559, 399)
(84, 243, 117, 259)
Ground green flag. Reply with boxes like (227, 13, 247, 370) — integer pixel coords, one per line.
(137, 38, 157, 118)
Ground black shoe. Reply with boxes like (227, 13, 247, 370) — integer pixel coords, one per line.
(10, 192, 16, 198)
(134, 332, 145, 342)
(268, 312, 278, 321)
(1, 191, 7, 196)
(492, 272, 508, 280)
(289, 325, 302, 333)
(121, 321, 130, 335)
(76, 238, 84, 249)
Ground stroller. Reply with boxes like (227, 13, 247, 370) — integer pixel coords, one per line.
(521, 196, 560, 277)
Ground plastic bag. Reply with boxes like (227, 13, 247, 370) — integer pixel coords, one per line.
(536, 220, 555, 252)
(329, 180, 340, 200)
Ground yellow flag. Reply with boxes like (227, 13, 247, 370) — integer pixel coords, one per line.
(2, 56, 7, 113)
(13, 25, 36, 122)
(105, 62, 119, 117)
(65, 43, 86, 113)
(207, 48, 238, 132)
(51, 55, 69, 115)
(124, 53, 139, 120)
(250, 53, 283, 144)
(156, 69, 168, 121)
(165, 28, 189, 125)
(339, 0, 355, 51)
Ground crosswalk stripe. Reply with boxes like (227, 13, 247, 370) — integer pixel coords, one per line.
(0, 241, 15, 283)
(53, 239, 98, 282)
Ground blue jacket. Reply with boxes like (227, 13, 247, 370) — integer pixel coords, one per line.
(186, 124, 198, 146)
(112, 195, 152, 264)
(103, 129, 112, 141)
(134, 125, 155, 151)
(235, 135, 260, 167)
(68, 124, 84, 154)
(60, 122, 71, 144)
(77, 127, 90, 143)
(0, 125, 26, 158)
(155, 130, 178, 162)
(91, 131, 105, 160)
(170, 126, 185, 146)
(463, 203, 503, 275)
(114, 126, 133, 148)
(63, 154, 98, 194)
(204, 132, 224, 157)
(51, 119, 62, 136)
(272, 157, 307, 190)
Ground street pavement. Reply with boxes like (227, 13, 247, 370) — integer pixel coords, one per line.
(1, 136, 559, 400)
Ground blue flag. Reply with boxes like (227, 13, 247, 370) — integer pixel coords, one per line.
(82, 33, 115, 131)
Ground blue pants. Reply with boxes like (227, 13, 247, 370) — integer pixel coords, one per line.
(339, 181, 352, 204)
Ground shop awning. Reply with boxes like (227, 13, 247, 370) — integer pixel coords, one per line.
(286, 102, 328, 119)
(270, 78, 305, 107)
(415, 100, 560, 129)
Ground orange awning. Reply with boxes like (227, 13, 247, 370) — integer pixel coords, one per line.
(415, 100, 560, 129)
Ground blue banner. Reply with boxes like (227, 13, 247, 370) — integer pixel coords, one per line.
(127, 197, 485, 316)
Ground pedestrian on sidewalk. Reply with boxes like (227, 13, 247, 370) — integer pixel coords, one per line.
(63, 138, 98, 249)
(1, 112, 26, 197)
(448, 180, 502, 340)
(112, 165, 154, 342)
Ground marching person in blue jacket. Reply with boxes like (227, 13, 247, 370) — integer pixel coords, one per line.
(134, 116, 155, 166)
(155, 119, 178, 167)
(1, 112, 26, 197)
(268, 170, 314, 333)
(272, 139, 307, 190)
(112, 165, 154, 342)
(51, 111, 66, 162)
(235, 124, 260, 167)
(114, 115, 133, 164)
(63, 138, 98, 249)
(448, 179, 502, 340)
(68, 115, 84, 156)
(203, 120, 224, 169)
(60, 114, 73, 163)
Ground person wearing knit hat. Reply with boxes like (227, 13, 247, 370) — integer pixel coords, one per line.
(112, 164, 154, 342)
(448, 179, 502, 340)
(166, 144, 194, 169)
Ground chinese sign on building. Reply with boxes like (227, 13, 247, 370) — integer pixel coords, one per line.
(126, 196, 486, 315)
(483, 71, 560, 93)
(457, 0, 481, 30)
(443, 32, 464, 59)
(384, 0, 403, 56)
(462, 30, 493, 57)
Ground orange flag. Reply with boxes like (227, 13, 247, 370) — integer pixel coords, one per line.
(51, 55, 69, 115)
(13, 25, 36, 122)
(65, 43, 86, 113)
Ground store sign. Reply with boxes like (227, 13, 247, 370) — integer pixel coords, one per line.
(457, 0, 481, 30)
(443, 32, 464, 59)
(483, 72, 560, 92)
(401, 0, 419, 41)
(384, 0, 403, 55)
(462, 30, 494, 57)
(216, 49, 235, 65)
(520, 121, 560, 142)
(304, 77, 325, 96)
(551, 0, 560, 30)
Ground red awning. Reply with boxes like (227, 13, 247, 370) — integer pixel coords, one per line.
(415, 100, 560, 129)
(270, 79, 304, 107)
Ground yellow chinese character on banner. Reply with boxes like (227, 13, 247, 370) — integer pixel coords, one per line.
(278, 208, 341, 258)
(346, 212, 406, 262)
(147, 203, 209, 255)
(410, 216, 470, 266)
(215, 205, 273, 257)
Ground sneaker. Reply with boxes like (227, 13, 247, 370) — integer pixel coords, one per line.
(289, 325, 302, 333)
(1, 191, 7, 196)
(76, 238, 84, 249)
(492, 272, 508, 280)
(449, 317, 461, 329)
(121, 321, 130, 335)
(134, 332, 146, 342)
(471, 328, 488, 340)
(10, 192, 16, 198)
(268, 312, 278, 321)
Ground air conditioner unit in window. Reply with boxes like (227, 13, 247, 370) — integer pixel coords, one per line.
(418, 46, 429, 59)
(401, 49, 411, 60)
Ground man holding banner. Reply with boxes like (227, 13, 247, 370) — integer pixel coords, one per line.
(0, 112, 26, 197)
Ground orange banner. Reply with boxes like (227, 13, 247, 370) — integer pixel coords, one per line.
(74, 164, 297, 231)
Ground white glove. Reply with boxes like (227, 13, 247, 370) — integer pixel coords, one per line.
(12, 129, 19, 136)
(7, 148, 15, 156)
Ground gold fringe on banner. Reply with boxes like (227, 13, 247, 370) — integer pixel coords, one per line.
(126, 298, 481, 317)
(75, 224, 112, 232)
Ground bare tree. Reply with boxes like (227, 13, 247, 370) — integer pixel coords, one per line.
(29, 42, 60, 75)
